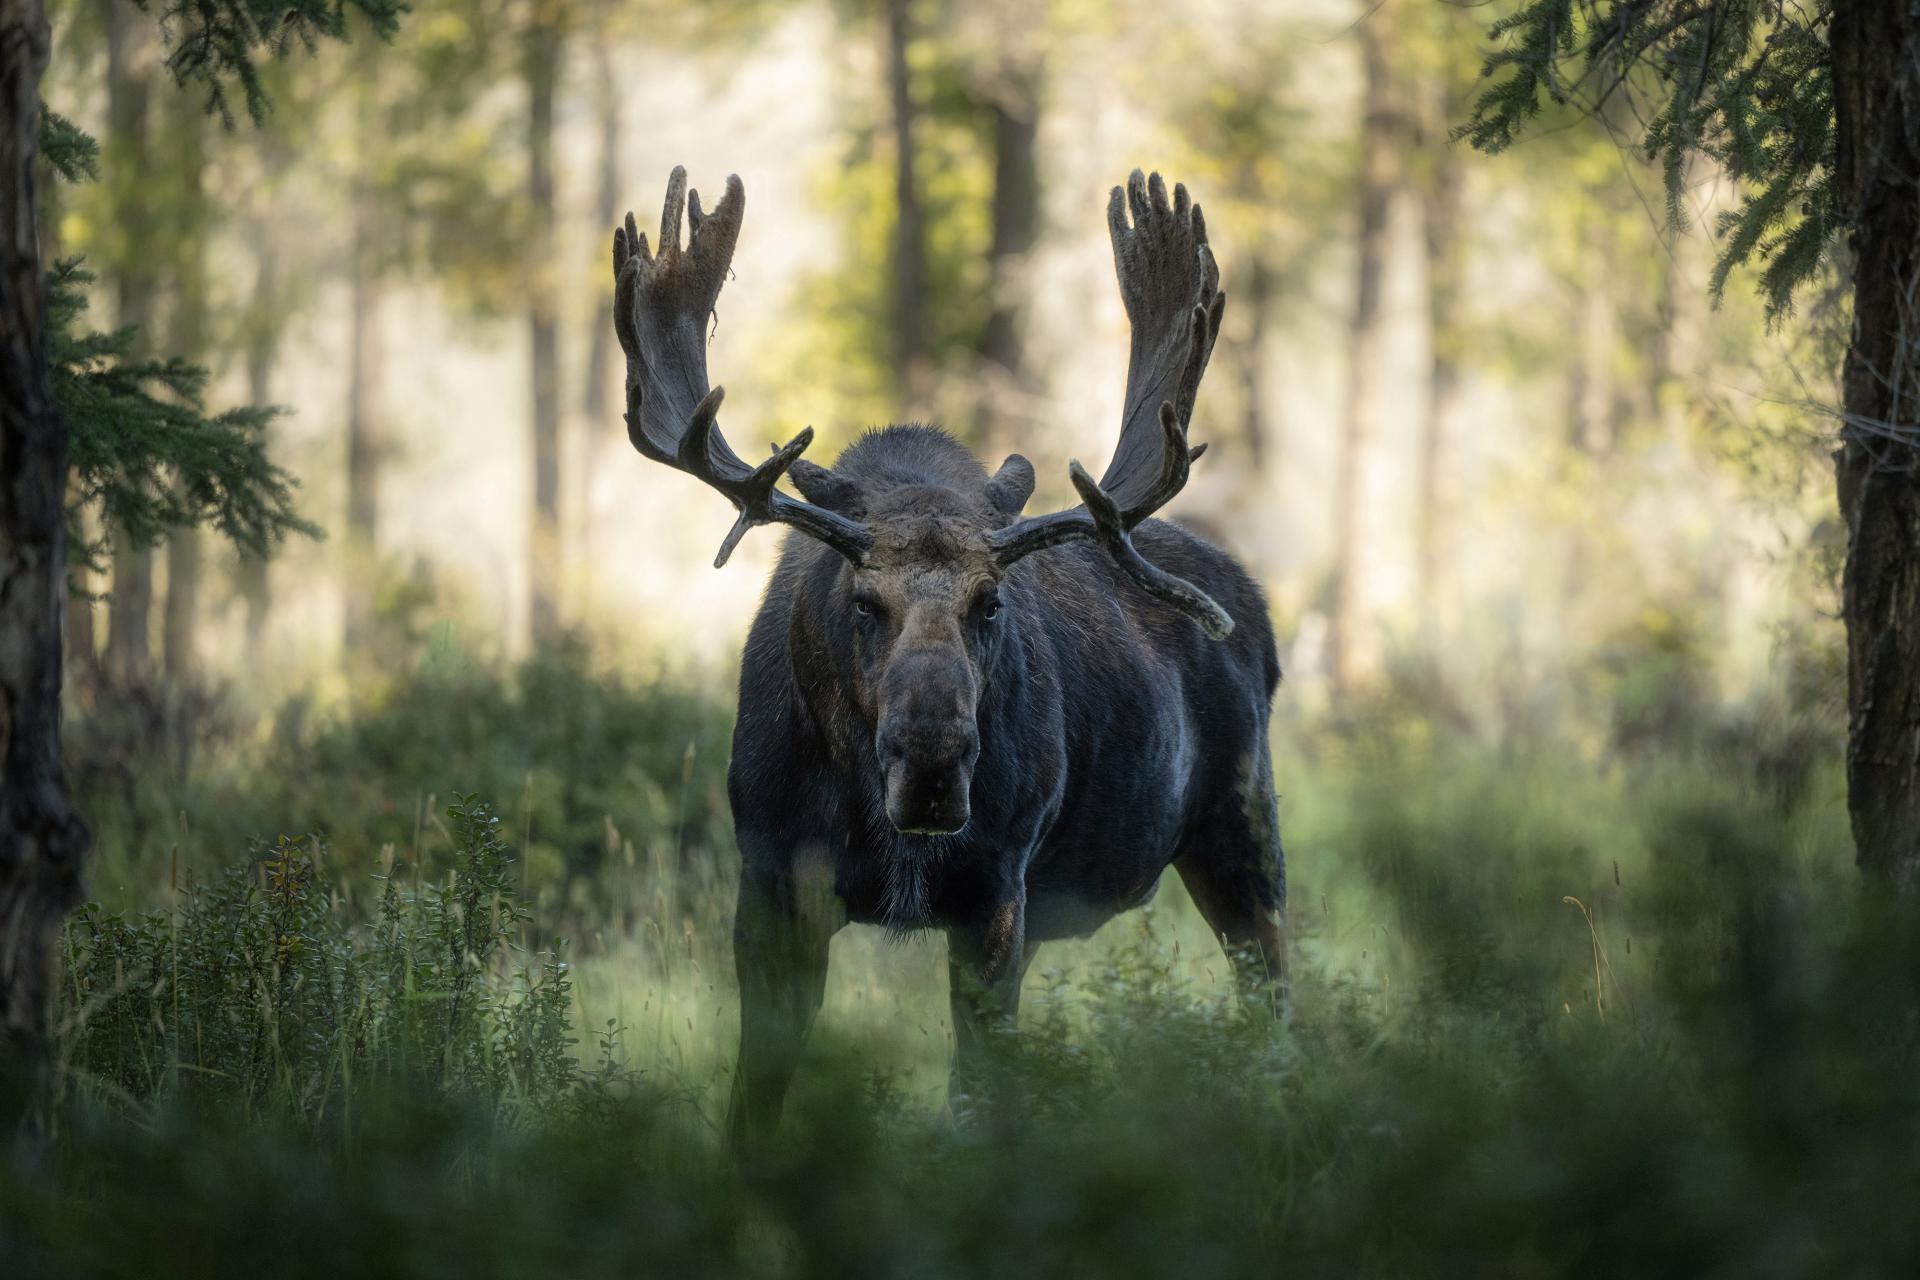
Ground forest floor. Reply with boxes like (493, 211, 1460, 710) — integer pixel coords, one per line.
(6, 644, 1917, 1277)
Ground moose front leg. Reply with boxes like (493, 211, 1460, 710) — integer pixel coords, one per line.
(946, 896, 1028, 1105)
(727, 855, 841, 1152)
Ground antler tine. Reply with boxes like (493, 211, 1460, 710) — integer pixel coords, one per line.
(614, 168, 874, 568)
(990, 398, 1232, 639)
(988, 170, 1233, 639)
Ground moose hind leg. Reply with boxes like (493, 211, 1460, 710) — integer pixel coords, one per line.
(1174, 766, 1288, 1017)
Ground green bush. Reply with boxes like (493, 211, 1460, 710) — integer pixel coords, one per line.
(11, 730, 1919, 1277)
(56, 796, 624, 1132)
(71, 640, 736, 913)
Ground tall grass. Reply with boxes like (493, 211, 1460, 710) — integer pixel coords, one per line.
(9, 654, 1917, 1276)
(53, 796, 626, 1135)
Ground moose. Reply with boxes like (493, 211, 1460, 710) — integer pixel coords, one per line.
(611, 166, 1286, 1146)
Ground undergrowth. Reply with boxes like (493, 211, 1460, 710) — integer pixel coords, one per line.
(10, 656, 1919, 1277)
(54, 796, 629, 1135)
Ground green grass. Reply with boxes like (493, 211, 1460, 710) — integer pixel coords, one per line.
(8, 652, 1917, 1277)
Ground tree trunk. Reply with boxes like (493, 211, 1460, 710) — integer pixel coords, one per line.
(1416, 117, 1462, 625)
(103, 0, 154, 679)
(343, 77, 382, 655)
(575, 27, 617, 568)
(63, 477, 94, 681)
(1651, 160, 1706, 443)
(885, 0, 928, 410)
(1, 0, 90, 1150)
(39, 134, 93, 682)
(237, 245, 278, 652)
(1830, 0, 1920, 889)
(1568, 218, 1616, 455)
(580, 33, 618, 432)
(525, 7, 563, 647)
(978, 56, 1039, 453)
(1239, 254, 1272, 474)
(162, 98, 208, 682)
(1330, 0, 1399, 692)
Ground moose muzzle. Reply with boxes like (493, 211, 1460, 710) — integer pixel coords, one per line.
(876, 646, 980, 836)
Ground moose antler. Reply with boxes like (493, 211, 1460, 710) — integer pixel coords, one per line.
(989, 170, 1232, 639)
(614, 167, 874, 568)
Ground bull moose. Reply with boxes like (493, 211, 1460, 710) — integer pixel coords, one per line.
(611, 166, 1286, 1146)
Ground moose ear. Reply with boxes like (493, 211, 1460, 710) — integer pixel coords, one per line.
(985, 454, 1035, 518)
(789, 459, 865, 517)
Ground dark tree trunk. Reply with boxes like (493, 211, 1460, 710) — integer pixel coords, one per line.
(978, 59, 1039, 452)
(162, 101, 207, 681)
(885, 0, 928, 409)
(343, 174, 381, 653)
(343, 69, 383, 655)
(1, 0, 90, 1149)
(103, 0, 154, 679)
(525, 7, 562, 646)
(1416, 122, 1462, 623)
(1831, 0, 1920, 889)
(39, 146, 93, 681)
(1330, 0, 1399, 691)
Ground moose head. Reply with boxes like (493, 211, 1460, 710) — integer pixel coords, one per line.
(613, 167, 1232, 836)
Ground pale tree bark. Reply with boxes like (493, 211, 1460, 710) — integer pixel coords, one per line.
(1, 0, 90, 1151)
(1830, 0, 1920, 889)
(525, 1, 563, 646)
(977, 52, 1039, 455)
(103, 0, 155, 679)
(1416, 107, 1462, 625)
(1238, 254, 1273, 474)
(63, 476, 93, 680)
(1568, 218, 1616, 455)
(1652, 179, 1706, 443)
(1330, 0, 1400, 691)
(580, 31, 619, 433)
(238, 242, 278, 652)
(885, 0, 929, 411)
(576, 22, 617, 566)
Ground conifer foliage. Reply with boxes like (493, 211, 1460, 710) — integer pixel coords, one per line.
(49, 260, 315, 578)
(1461, 0, 1920, 887)
(2, 0, 405, 1149)
(1461, 0, 1836, 318)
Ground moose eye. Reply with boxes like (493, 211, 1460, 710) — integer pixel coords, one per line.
(852, 593, 879, 620)
(981, 595, 1002, 622)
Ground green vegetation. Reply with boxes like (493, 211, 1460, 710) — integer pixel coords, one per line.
(68, 639, 735, 914)
(7, 0, 1912, 1272)
(10, 649, 1917, 1275)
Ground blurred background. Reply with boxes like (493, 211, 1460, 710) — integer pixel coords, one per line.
(35, 0, 1850, 1128)
(25, 6, 1919, 1269)
(44, 0, 1841, 694)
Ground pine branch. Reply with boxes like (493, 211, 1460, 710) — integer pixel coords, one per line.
(49, 260, 320, 579)
(134, 0, 408, 126)
(38, 105, 99, 181)
(1463, 0, 1838, 322)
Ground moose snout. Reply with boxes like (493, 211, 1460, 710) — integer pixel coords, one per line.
(878, 721, 978, 836)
